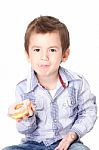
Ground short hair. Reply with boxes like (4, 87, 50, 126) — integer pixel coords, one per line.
(24, 16, 70, 54)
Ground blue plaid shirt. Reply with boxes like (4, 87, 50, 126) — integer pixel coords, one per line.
(15, 66, 97, 146)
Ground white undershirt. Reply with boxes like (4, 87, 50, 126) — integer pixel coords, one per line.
(49, 79, 61, 98)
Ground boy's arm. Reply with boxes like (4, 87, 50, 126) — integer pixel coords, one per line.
(70, 76, 97, 138)
(55, 76, 97, 150)
(55, 131, 78, 150)
(15, 85, 37, 135)
(16, 114, 37, 134)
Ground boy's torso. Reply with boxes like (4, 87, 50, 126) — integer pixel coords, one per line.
(15, 67, 87, 146)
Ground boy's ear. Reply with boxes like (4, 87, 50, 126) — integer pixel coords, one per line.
(61, 48, 70, 62)
(24, 50, 30, 63)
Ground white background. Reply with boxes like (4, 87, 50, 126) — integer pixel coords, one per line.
(0, 0, 99, 149)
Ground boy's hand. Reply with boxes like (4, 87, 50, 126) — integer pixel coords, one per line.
(55, 132, 78, 150)
(8, 99, 36, 121)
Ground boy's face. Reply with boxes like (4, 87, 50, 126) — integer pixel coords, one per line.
(26, 31, 69, 77)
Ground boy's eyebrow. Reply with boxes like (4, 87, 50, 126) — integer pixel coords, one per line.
(30, 45, 60, 49)
(30, 45, 41, 49)
(48, 46, 59, 49)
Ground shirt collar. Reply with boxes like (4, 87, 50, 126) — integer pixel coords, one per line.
(26, 66, 80, 93)
(59, 66, 81, 87)
(26, 67, 38, 93)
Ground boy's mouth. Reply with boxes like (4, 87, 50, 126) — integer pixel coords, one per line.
(39, 64, 50, 69)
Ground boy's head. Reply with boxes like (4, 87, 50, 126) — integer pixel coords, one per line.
(24, 16, 70, 55)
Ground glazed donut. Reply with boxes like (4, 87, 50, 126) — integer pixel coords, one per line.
(8, 100, 30, 119)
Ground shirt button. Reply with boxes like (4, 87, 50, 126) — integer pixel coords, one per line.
(54, 119, 57, 122)
(71, 100, 76, 105)
(63, 103, 67, 107)
(55, 132, 59, 136)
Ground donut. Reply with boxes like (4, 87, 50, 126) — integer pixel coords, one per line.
(8, 101, 29, 119)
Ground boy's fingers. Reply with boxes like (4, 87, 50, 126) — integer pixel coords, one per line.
(8, 99, 35, 120)
(16, 118, 23, 122)
(30, 102, 36, 112)
(54, 139, 70, 150)
(28, 107, 34, 116)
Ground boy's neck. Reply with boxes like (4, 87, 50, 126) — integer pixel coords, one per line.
(36, 72, 59, 90)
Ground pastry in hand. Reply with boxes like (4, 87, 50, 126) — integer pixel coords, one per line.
(8, 99, 34, 120)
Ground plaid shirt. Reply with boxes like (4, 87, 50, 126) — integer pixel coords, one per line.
(15, 66, 97, 146)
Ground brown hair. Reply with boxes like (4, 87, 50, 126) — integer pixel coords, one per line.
(24, 16, 70, 54)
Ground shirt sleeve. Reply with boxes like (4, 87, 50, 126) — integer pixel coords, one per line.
(70, 76, 97, 138)
(15, 84, 37, 135)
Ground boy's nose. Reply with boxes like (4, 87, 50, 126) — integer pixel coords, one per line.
(41, 51, 49, 61)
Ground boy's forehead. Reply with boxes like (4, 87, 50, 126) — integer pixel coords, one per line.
(29, 31, 61, 47)
(30, 31, 60, 41)
(30, 30, 59, 36)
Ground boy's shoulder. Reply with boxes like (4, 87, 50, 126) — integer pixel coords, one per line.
(16, 78, 27, 87)
(16, 68, 33, 87)
(16, 68, 37, 93)
(60, 67, 89, 90)
(16, 78, 27, 93)
(60, 67, 84, 81)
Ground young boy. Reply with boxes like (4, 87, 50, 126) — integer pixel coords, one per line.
(3, 16, 97, 150)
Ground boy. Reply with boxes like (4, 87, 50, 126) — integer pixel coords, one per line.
(3, 16, 97, 150)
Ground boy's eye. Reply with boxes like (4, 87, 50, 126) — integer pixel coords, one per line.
(50, 48, 56, 52)
(34, 48, 40, 52)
